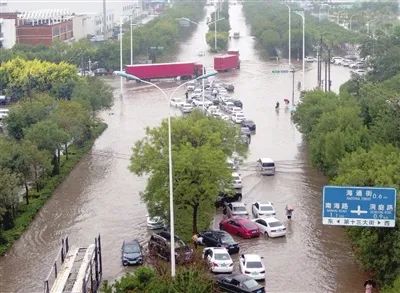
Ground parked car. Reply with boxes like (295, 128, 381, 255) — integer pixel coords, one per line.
(240, 127, 251, 137)
(231, 172, 243, 189)
(170, 97, 185, 107)
(198, 230, 240, 254)
(331, 57, 343, 64)
(215, 190, 243, 208)
(203, 247, 234, 273)
(223, 202, 248, 218)
(0, 95, 10, 105)
(252, 217, 286, 238)
(304, 56, 315, 63)
(180, 103, 193, 114)
(231, 99, 243, 108)
(352, 69, 367, 75)
(219, 217, 260, 238)
(239, 254, 266, 280)
(222, 83, 235, 92)
(251, 201, 276, 218)
(148, 231, 193, 263)
(241, 119, 256, 132)
(231, 112, 246, 124)
(147, 216, 165, 230)
(121, 239, 143, 266)
(257, 158, 275, 175)
(216, 274, 265, 293)
(93, 68, 108, 76)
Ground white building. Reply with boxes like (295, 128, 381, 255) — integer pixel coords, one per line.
(0, 15, 17, 49)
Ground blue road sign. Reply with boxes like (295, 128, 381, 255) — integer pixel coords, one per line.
(322, 186, 396, 228)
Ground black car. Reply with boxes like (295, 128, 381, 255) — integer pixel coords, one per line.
(198, 230, 239, 254)
(215, 191, 242, 208)
(94, 68, 108, 76)
(121, 239, 143, 266)
(222, 83, 235, 92)
(231, 99, 243, 108)
(148, 231, 193, 263)
(241, 120, 256, 132)
(216, 274, 265, 293)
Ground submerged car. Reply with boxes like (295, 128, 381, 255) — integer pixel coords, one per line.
(121, 239, 143, 266)
(239, 254, 266, 280)
(146, 216, 165, 230)
(203, 247, 234, 273)
(223, 202, 248, 218)
(216, 274, 265, 293)
(252, 217, 286, 238)
(219, 217, 260, 239)
(251, 201, 276, 218)
(148, 231, 193, 263)
(198, 230, 240, 254)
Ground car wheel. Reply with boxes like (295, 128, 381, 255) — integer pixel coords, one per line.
(219, 224, 223, 230)
(265, 231, 270, 237)
(122, 261, 128, 266)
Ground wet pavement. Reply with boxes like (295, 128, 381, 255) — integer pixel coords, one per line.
(0, 4, 367, 293)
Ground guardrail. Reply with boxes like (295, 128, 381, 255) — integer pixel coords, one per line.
(44, 236, 69, 293)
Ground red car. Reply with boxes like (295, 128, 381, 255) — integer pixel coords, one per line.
(219, 217, 260, 239)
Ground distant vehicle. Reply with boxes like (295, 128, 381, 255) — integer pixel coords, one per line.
(121, 239, 144, 266)
(186, 81, 196, 91)
(146, 216, 165, 230)
(0, 95, 10, 105)
(231, 172, 243, 189)
(304, 56, 315, 63)
(240, 127, 251, 138)
(252, 217, 286, 238)
(239, 254, 266, 280)
(219, 217, 260, 239)
(170, 97, 185, 107)
(231, 112, 246, 124)
(93, 68, 108, 76)
(198, 50, 205, 56)
(257, 158, 275, 175)
(203, 247, 234, 273)
(341, 59, 352, 67)
(214, 54, 240, 72)
(215, 190, 242, 208)
(241, 119, 256, 132)
(251, 201, 276, 218)
(233, 32, 240, 39)
(148, 231, 193, 263)
(224, 201, 248, 217)
(125, 62, 203, 80)
(180, 103, 193, 113)
(231, 99, 243, 108)
(198, 230, 240, 254)
(221, 83, 235, 92)
(216, 274, 265, 293)
(352, 69, 367, 75)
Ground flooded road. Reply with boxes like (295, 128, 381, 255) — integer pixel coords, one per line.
(0, 4, 367, 293)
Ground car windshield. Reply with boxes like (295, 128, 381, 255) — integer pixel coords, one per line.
(220, 234, 235, 244)
(269, 221, 283, 227)
(233, 206, 246, 212)
(124, 244, 140, 253)
(262, 162, 274, 167)
(214, 253, 230, 261)
(246, 261, 262, 268)
(242, 279, 259, 289)
(260, 206, 273, 211)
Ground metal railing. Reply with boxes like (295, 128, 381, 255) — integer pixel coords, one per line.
(44, 236, 69, 293)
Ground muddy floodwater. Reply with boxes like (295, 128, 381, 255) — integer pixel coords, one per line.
(0, 4, 367, 293)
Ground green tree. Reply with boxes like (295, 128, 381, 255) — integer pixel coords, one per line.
(333, 144, 400, 284)
(24, 120, 68, 175)
(130, 111, 246, 239)
(72, 77, 113, 118)
(0, 168, 20, 234)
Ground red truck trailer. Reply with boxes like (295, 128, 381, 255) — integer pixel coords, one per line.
(125, 62, 203, 80)
(214, 54, 240, 72)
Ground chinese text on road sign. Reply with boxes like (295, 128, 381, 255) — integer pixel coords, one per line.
(322, 186, 396, 228)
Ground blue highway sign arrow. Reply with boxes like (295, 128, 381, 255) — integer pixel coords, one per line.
(322, 186, 396, 228)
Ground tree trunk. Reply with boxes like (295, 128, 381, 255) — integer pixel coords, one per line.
(192, 203, 199, 235)
(34, 165, 39, 192)
(57, 148, 61, 165)
(64, 143, 69, 160)
(52, 154, 60, 175)
(24, 181, 29, 205)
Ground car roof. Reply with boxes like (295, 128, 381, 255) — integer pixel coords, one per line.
(258, 216, 281, 223)
(204, 247, 229, 253)
(256, 201, 273, 207)
(231, 202, 245, 207)
(124, 239, 140, 246)
(259, 157, 274, 163)
(243, 254, 262, 261)
(232, 172, 240, 177)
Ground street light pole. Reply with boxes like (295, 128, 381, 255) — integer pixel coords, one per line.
(283, 3, 291, 66)
(120, 17, 123, 97)
(113, 70, 217, 278)
(130, 16, 133, 65)
(295, 11, 305, 91)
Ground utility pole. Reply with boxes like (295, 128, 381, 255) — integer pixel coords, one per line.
(290, 66, 295, 105)
(328, 47, 331, 91)
(103, 0, 107, 39)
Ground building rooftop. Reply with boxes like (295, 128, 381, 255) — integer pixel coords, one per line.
(18, 9, 73, 25)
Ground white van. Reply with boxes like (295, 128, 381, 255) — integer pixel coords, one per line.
(257, 158, 275, 175)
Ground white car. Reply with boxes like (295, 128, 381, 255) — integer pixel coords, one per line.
(232, 172, 242, 189)
(252, 217, 286, 238)
(230, 106, 244, 115)
(146, 216, 165, 230)
(224, 202, 248, 218)
(231, 113, 245, 124)
(305, 56, 315, 63)
(353, 69, 367, 75)
(251, 201, 276, 218)
(170, 97, 185, 107)
(180, 103, 193, 113)
(220, 114, 231, 121)
(203, 247, 234, 273)
(239, 254, 266, 280)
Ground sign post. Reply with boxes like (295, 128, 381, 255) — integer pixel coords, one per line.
(322, 186, 396, 227)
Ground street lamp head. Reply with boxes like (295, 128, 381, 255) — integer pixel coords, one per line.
(114, 71, 141, 81)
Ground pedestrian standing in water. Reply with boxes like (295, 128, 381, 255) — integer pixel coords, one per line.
(285, 204, 294, 219)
